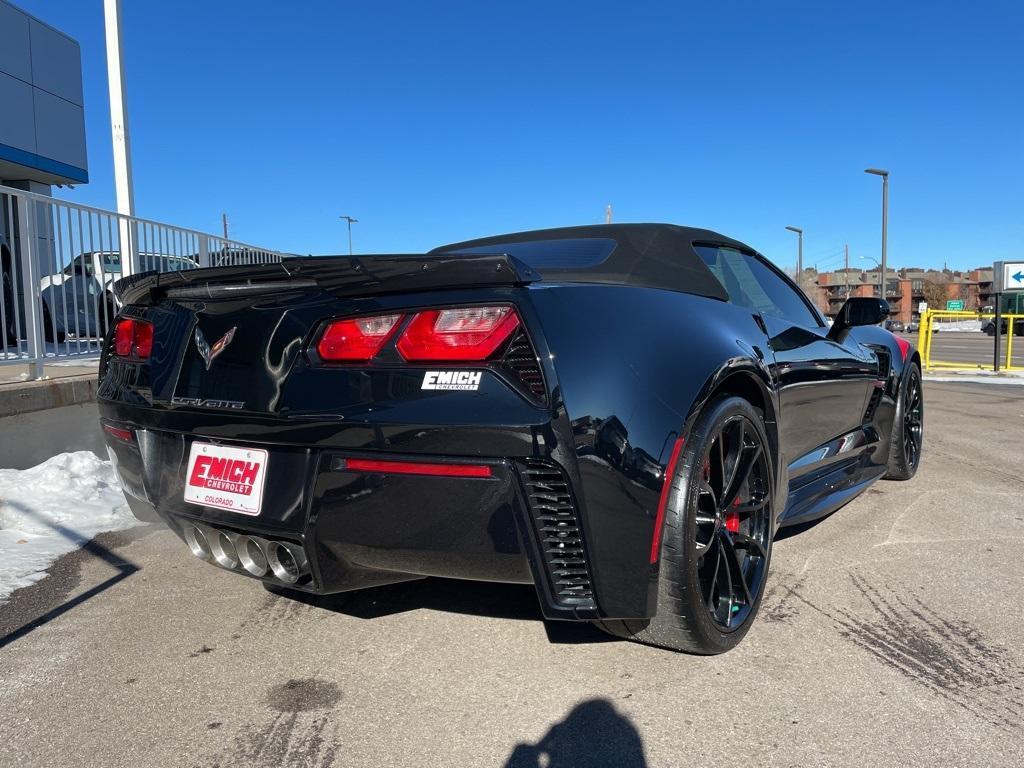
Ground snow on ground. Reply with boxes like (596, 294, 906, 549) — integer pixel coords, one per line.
(0, 452, 141, 603)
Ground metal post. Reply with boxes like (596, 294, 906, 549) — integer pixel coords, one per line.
(198, 234, 210, 268)
(881, 174, 888, 295)
(994, 293, 1002, 372)
(785, 226, 803, 288)
(16, 196, 43, 379)
(104, 0, 138, 276)
(865, 168, 890, 304)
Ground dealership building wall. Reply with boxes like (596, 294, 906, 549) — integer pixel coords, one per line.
(0, 0, 89, 312)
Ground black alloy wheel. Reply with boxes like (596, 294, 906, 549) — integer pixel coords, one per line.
(885, 363, 923, 480)
(694, 414, 772, 631)
(594, 396, 775, 654)
(902, 367, 923, 472)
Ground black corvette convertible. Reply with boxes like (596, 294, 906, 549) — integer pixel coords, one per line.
(98, 224, 923, 654)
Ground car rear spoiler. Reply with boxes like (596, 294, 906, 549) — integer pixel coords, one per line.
(114, 253, 540, 306)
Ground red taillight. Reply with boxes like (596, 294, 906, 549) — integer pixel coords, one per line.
(113, 318, 154, 360)
(342, 457, 492, 478)
(317, 314, 403, 362)
(396, 306, 519, 361)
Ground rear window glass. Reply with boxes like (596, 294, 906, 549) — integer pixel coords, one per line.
(444, 238, 616, 269)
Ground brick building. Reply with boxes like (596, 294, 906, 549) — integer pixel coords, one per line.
(813, 267, 992, 324)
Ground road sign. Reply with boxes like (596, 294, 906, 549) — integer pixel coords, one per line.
(946, 299, 965, 311)
(996, 261, 1024, 292)
(918, 301, 928, 314)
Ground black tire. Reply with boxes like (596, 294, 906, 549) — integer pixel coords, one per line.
(2, 268, 16, 346)
(595, 396, 774, 654)
(885, 363, 923, 480)
(41, 301, 66, 344)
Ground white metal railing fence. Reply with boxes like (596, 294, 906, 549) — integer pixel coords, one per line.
(0, 184, 289, 379)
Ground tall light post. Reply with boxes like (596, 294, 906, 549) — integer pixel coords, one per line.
(785, 226, 803, 285)
(339, 215, 358, 256)
(103, 0, 136, 274)
(865, 168, 889, 300)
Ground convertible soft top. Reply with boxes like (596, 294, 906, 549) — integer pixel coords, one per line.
(431, 223, 746, 301)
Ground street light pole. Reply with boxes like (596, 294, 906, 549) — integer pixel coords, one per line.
(339, 215, 358, 256)
(103, 0, 137, 275)
(865, 168, 889, 300)
(785, 226, 803, 286)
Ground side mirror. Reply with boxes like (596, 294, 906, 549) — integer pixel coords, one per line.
(829, 297, 889, 340)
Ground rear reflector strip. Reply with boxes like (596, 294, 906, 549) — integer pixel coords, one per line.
(340, 457, 492, 478)
(102, 424, 134, 442)
(650, 437, 685, 564)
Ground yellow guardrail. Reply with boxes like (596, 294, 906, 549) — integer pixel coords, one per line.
(918, 309, 1024, 371)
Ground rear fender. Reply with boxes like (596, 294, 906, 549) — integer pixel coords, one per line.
(527, 284, 775, 618)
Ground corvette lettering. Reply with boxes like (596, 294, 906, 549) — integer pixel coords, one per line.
(171, 396, 245, 410)
(421, 371, 483, 390)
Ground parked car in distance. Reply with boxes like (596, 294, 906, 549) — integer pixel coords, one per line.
(906, 321, 919, 333)
(39, 251, 196, 341)
(884, 319, 904, 333)
(982, 318, 1024, 336)
(1, 234, 16, 346)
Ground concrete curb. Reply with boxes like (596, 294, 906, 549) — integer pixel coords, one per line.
(0, 374, 98, 418)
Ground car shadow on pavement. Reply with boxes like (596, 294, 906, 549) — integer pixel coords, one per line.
(276, 577, 620, 645)
(504, 699, 648, 768)
(0, 501, 141, 650)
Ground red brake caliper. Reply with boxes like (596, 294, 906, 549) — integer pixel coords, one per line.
(726, 496, 740, 533)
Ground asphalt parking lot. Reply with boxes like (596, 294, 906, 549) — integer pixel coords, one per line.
(1, 381, 1022, 767)
(919, 329, 1024, 368)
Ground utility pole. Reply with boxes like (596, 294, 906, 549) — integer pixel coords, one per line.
(222, 213, 229, 240)
(605, 204, 612, 224)
(103, 0, 136, 274)
(339, 215, 358, 256)
(844, 244, 850, 297)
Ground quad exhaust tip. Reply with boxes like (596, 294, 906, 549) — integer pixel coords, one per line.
(182, 523, 309, 586)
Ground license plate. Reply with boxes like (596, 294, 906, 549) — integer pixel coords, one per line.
(184, 442, 268, 515)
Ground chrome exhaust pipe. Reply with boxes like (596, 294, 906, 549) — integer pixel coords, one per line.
(267, 541, 309, 584)
(183, 524, 213, 562)
(237, 535, 270, 577)
(210, 529, 240, 570)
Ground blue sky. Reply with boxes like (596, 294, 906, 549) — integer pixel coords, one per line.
(16, 0, 1024, 272)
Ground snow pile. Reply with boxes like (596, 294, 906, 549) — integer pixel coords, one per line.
(932, 320, 983, 332)
(0, 451, 142, 603)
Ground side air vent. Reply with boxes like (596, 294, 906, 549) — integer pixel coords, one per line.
(501, 330, 546, 401)
(863, 349, 891, 423)
(518, 459, 594, 607)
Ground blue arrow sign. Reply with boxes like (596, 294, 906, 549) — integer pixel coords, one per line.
(1014, 271, 1024, 283)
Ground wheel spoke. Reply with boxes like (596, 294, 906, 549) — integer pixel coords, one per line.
(722, 532, 753, 606)
(721, 442, 762, 511)
(705, 541, 722, 610)
(720, 537, 736, 627)
(731, 530, 768, 559)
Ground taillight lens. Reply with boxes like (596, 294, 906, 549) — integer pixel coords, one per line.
(113, 318, 154, 359)
(397, 306, 520, 361)
(317, 313, 403, 362)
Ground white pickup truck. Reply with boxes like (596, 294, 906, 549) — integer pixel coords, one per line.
(39, 251, 196, 341)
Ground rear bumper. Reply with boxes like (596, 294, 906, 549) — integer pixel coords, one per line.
(101, 418, 608, 621)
